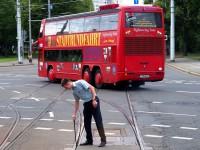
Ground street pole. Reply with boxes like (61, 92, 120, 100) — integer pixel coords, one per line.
(28, 0, 32, 63)
(170, 0, 175, 61)
(48, 0, 51, 18)
(16, 0, 23, 64)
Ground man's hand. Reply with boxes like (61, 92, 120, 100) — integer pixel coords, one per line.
(72, 113, 76, 121)
(92, 99, 98, 108)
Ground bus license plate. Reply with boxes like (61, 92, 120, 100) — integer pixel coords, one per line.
(140, 75, 150, 79)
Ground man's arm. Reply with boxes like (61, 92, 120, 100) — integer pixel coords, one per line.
(88, 85, 98, 108)
(89, 85, 96, 100)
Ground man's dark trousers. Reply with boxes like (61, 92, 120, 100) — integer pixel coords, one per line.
(83, 96, 106, 143)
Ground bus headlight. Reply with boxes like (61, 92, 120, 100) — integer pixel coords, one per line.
(158, 67, 163, 71)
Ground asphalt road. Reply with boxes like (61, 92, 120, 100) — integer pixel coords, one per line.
(0, 64, 199, 150)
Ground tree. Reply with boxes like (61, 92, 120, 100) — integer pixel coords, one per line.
(0, 0, 16, 56)
(0, 0, 93, 56)
(21, 0, 93, 42)
(155, 0, 200, 55)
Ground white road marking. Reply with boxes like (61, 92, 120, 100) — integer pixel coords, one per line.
(0, 125, 4, 127)
(184, 83, 193, 85)
(16, 106, 34, 109)
(105, 132, 116, 136)
(144, 134, 163, 138)
(34, 127, 53, 131)
(171, 136, 193, 140)
(176, 91, 200, 94)
(65, 99, 74, 102)
(180, 127, 198, 130)
(40, 118, 53, 121)
(108, 122, 127, 126)
(152, 101, 164, 104)
(0, 116, 12, 119)
(107, 110, 120, 113)
(58, 129, 74, 132)
(58, 120, 72, 122)
(49, 112, 54, 118)
(148, 84, 164, 87)
(12, 91, 21, 94)
(21, 117, 33, 120)
(10, 97, 21, 100)
(24, 84, 41, 87)
(28, 97, 40, 101)
(65, 99, 82, 102)
(0, 83, 10, 85)
(0, 86, 5, 90)
(136, 111, 197, 117)
(151, 124, 171, 128)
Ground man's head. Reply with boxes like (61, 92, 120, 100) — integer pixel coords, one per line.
(61, 79, 73, 89)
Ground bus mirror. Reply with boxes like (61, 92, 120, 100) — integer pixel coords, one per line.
(165, 35, 168, 41)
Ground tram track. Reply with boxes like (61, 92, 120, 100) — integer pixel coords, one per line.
(0, 88, 66, 150)
(97, 88, 145, 150)
(0, 82, 52, 150)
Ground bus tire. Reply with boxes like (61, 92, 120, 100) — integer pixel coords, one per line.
(83, 68, 91, 83)
(48, 68, 56, 82)
(94, 69, 103, 89)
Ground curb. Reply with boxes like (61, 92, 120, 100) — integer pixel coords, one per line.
(167, 63, 200, 77)
(0, 63, 34, 67)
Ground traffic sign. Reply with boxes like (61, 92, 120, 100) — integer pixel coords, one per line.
(134, 0, 139, 4)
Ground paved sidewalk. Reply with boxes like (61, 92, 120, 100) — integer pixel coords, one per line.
(167, 57, 200, 76)
(0, 59, 37, 67)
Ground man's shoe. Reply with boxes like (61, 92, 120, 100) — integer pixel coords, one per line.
(80, 141, 93, 146)
(98, 141, 106, 147)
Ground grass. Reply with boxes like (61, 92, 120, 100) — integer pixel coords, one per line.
(187, 53, 200, 61)
(0, 56, 17, 63)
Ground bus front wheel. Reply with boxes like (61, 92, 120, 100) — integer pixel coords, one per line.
(94, 70, 103, 89)
(48, 68, 56, 82)
(83, 68, 91, 83)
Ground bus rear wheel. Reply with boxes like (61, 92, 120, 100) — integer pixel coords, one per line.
(83, 68, 91, 83)
(48, 68, 56, 82)
(94, 69, 103, 89)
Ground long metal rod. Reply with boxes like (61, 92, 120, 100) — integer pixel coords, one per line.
(16, 0, 23, 64)
(170, 0, 175, 61)
(28, 0, 32, 63)
(48, 0, 51, 18)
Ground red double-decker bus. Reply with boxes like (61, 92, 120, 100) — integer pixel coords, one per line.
(37, 4, 165, 88)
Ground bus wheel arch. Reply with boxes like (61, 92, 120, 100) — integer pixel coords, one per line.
(82, 66, 91, 83)
(92, 66, 103, 89)
(47, 65, 56, 82)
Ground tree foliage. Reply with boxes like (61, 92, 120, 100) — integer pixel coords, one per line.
(152, 0, 200, 54)
(0, 0, 93, 55)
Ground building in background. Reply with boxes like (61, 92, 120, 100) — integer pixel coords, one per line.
(93, 0, 144, 10)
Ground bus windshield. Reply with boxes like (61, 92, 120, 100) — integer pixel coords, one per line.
(125, 12, 162, 28)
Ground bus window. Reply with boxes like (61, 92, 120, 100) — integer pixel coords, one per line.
(56, 20, 66, 34)
(70, 18, 84, 33)
(100, 14, 118, 31)
(45, 22, 57, 35)
(85, 16, 100, 32)
(62, 50, 82, 62)
(45, 50, 82, 62)
(125, 12, 162, 28)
